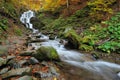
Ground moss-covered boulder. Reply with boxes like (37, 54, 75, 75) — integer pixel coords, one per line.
(64, 29, 80, 49)
(33, 46, 60, 61)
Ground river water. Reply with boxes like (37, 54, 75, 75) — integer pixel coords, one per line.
(20, 10, 120, 80)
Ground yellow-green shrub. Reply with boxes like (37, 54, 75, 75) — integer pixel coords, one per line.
(88, 0, 116, 20)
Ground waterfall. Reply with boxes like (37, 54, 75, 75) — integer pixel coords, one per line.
(20, 10, 38, 33)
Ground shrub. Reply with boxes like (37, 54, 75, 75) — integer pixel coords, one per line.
(98, 41, 120, 53)
(97, 12, 120, 53)
(87, 0, 116, 20)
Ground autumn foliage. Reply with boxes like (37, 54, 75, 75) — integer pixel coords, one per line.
(7, 0, 82, 11)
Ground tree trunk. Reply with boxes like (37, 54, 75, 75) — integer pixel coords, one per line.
(66, 0, 70, 15)
(118, 0, 120, 11)
(66, 0, 69, 8)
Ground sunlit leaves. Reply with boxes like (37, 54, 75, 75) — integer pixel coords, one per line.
(42, 0, 65, 11)
(20, 0, 42, 11)
(88, 0, 116, 20)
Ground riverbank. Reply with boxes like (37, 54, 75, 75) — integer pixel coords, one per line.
(0, 26, 120, 80)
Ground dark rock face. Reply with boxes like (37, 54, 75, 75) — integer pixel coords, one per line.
(30, 17, 45, 30)
(64, 29, 80, 49)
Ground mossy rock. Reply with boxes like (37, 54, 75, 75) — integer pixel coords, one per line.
(33, 46, 60, 61)
(64, 29, 80, 49)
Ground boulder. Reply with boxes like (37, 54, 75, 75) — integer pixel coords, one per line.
(17, 75, 33, 80)
(0, 58, 7, 67)
(33, 46, 60, 61)
(7, 56, 16, 60)
(29, 57, 39, 65)
(1, 67, 31, 79)
(19, 51, 35, 56)
(29, 39, 47, 43)
(0, 67, 9, 75)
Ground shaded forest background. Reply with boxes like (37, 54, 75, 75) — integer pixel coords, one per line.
(0, 0, 120, 54)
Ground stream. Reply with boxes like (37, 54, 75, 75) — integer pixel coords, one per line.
(20, 10, 120, 80)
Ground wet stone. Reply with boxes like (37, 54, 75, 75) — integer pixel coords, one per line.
(118, 72, 120, 77)
(41, 61, 48, 66)
(19, 51, 35, 56)
(19, 60, 29, 66)
(34, 71, 52, 78)
(29, 57, 39, 65)
(7, 56, 16, 60)
(49, 66, 59, 76)
(0, 67, 9, 75)
(17, 75, 33, 80)
(0, 58, 7, 67)
(1, 67, 31, 79)
(7, 59, 16, 67)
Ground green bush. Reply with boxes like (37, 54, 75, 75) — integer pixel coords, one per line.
(98, 41, 120, 53)
(105, 12, 120, 40)
(97, 12, 120, 53)
(0, 1, 18, 18)
(0, 18, 8, 31)
(87, 0, 116, 20)
(0, 17, 8, 40)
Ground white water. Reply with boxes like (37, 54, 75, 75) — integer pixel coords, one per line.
(20, 10, 38, 33)
(20, 10, 120, 80)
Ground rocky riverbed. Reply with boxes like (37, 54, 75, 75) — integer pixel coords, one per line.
(0, 34, 65, 80)
(0, 31, 120, 80)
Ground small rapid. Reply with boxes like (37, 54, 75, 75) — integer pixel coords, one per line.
(20, 10, 120, 80)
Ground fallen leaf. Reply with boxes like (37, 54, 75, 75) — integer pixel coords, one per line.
(41, 66, 49, 72)
(54, 77, 57, 80)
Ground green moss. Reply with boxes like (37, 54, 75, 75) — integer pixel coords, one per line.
(79, 44, 94, 52)
(64, 29, 80, 49)
(34, 46, 60, 61)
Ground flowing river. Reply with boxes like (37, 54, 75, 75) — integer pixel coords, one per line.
(20, 10, 120, 80)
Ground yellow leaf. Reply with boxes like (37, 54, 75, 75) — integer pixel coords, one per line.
(54, 77, 57, 80)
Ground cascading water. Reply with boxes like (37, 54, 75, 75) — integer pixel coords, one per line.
(20, 10, 38, 33)
(20, 10, 120, 80)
